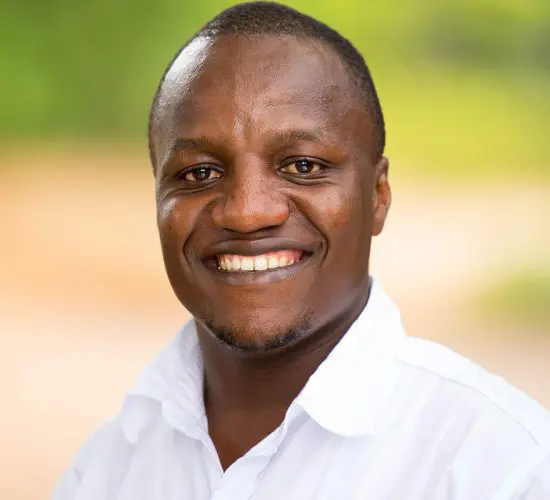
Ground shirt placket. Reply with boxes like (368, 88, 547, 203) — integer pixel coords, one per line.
(209, 425, 286, 500)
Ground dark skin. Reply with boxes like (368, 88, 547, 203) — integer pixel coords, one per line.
(151, 34, 391, 470)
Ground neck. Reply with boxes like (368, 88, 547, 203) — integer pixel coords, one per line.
(196, 285, 370, 469)
(200, 319, 345, 414)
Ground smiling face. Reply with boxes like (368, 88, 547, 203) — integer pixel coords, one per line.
(151, 34, 391, 351)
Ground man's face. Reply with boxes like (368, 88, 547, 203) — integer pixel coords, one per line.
(151, 35, 390, 350)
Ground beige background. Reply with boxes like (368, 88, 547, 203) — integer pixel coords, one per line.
(1, 150, 549, 499)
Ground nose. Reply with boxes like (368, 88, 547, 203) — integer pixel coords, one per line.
(211, 158, 289, 234)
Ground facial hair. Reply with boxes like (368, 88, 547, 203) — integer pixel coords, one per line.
(203, 310, 315, 353)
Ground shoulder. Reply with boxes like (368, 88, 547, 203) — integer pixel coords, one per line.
(389, 336, 550, 498)
(68, 416, 128, 472)
(395, 335, 550, 447)
(51, 416, 129, 500)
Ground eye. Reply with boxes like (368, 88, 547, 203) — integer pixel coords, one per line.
(280, 159, 324, 176)
(181, 166, 222, 183)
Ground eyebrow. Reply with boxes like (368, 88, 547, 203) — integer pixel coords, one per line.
(172, 137, 217, 152)
(265, 129, 329, 151)
(159, 137, 217, 173)
(167, 127, 332, 162)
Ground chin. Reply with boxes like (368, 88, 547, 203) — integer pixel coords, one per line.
(200, 310, 315, 353)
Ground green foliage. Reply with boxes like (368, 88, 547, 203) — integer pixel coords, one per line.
(1, 0, 549, 176)
(477, 268, 550, 331)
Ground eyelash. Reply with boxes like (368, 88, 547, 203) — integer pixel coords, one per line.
(280, 158, 327, 176)
(176, 158, 329, 185)
(177, 165, 222, 183)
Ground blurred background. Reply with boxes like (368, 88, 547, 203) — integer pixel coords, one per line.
(1, 0, 549, 498)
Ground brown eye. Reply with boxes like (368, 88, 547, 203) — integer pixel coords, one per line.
(183, 167, 222, 182)
(281, 159, 323, 175)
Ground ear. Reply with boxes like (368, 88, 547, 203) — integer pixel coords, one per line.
(372, 156, 391, 236)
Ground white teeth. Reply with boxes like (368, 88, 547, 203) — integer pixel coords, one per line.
(268, 256, 279, 269)
(241, 257, 254, 271)
(254, 256, 268, 271)
(217, 252, 303, 272)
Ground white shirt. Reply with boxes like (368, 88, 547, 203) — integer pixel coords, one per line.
(53, 280, 550, 500)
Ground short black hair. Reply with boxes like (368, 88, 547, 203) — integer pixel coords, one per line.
(148, 1, 385, 165)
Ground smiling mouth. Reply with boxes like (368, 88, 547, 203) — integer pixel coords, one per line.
(213, 249, 309, 272)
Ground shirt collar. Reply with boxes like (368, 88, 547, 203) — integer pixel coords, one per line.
(121, 320, 205, 443)
(293, 279, 406, 437)
(121, 278, 406, 443)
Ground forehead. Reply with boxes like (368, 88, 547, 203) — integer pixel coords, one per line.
(152, 35, 372, 160)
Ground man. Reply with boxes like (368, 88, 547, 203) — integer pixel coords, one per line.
(53, 2, 550, 499)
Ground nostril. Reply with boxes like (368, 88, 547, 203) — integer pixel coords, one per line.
(210, 193, 290, 233)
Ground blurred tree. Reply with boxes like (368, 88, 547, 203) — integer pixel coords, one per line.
(1, 0, 549, 176)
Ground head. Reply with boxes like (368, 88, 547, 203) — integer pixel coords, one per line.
(149, 2, 391, 352)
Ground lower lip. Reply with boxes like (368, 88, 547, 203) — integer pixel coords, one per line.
(204, 255, 313, 286)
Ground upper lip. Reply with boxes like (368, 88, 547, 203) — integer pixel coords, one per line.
(203, 237, 317, 260)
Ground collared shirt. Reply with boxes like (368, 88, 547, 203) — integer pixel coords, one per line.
(53, 280, 550, 500)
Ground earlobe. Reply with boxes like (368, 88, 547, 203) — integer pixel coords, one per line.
(372, 156, 391, 236)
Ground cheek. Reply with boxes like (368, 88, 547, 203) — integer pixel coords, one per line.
(304, 182, 372, 245)
(298, 181, 373, 286)
(156, 195, 197, 260)
(156, 193, 178, 226)
(292, 183, 372, 316)
(157, 197, 180, 246)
